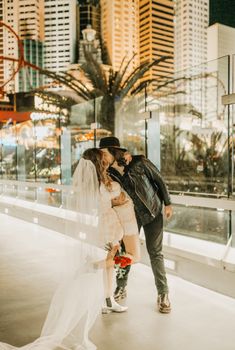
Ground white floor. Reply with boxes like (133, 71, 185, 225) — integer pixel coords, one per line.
(0, 213, 235, 350)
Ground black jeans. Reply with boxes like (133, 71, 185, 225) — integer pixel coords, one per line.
(116, 212, 169, 295)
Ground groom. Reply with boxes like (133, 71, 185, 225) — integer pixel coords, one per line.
(99, 136, 173, 313)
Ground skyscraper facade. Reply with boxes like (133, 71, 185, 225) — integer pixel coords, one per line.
(0, 0, 4, 92)
(77, 0, 100, 40)
(1, 0, 44, 92)
(100, 0, 139, 71)
(77, 0, 101, 62)
(139, 0, 174, 89)
(174, 0, 209, 73)
(44, 0, 77, 87)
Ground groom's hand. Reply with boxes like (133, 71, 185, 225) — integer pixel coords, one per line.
(124, 152, 132, 164)
(164, 205, 173, 219)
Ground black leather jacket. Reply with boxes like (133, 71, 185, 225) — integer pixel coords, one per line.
(109, 155, 171, 222)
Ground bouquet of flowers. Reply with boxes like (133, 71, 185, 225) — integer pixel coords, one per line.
(104, 242, 132, 278)
(114, 255, 132, 268)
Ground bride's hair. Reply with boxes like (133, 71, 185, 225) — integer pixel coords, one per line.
(82, 148, 112, 190)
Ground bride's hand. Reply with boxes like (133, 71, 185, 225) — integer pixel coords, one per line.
(111, 192, 128, 207)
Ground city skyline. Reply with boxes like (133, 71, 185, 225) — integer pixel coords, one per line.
(0, 0, 235, 95)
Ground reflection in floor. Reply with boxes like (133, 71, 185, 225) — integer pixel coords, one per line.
(0, 213, 235, 350)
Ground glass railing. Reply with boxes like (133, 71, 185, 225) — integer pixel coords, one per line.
(165, 204, 230, 244)
(0, 179, 234, 246)
(149, 55, 231, 197)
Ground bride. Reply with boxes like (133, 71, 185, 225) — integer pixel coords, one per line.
(0, 148, 140, 350)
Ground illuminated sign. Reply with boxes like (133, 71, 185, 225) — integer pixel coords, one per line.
(30, 112, 60, 121)
(34, 95, 60, 113)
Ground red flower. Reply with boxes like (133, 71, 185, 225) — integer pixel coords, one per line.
(45, 187, 59, 193)
(114, 255, 132, 268)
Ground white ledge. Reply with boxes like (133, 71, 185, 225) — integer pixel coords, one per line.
(0, 195, 234, 273)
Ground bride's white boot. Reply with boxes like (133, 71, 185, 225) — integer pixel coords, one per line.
(102, 297, 128, 314)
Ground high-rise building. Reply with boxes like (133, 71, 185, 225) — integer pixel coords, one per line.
(2, 0, 44, 92)
(44, 0, 77, 87)
(139, 0, 174, 89)
(209, 0, 235, 29)
(208, 23, 235, 61)
(0, 0, 4, 92)
(77, 0, 100, 39)
(174, 0, 209, 73)
(207, 23, 235, 112)
(100, 0, 139, 71)
(77, 0, 101, 62)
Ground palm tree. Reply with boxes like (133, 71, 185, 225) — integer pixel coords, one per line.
(26, 52, 172, 132)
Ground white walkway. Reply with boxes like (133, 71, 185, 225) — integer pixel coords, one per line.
(0, 213, 235, 350)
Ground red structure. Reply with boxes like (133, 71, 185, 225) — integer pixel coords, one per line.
(0, 110, 31, 122)
(0, 21, 25, 95)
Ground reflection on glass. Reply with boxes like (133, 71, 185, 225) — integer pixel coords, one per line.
(148, 56, 230, 196)
(17, 184, 36, 202)
(34, 117, 61, 183)
(115, 95, 146, 155)
(165, 204, 229, 244)
(36, 186, 62, 208)
(95, 96, 112, 146)
(0, 124, 17, 180)
(17, 120, 35, 181)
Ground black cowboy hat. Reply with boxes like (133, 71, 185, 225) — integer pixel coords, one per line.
(99, 136, 127, 152)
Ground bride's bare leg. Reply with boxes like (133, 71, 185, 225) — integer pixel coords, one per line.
(94, 244, 119, 269)
(122, 234, 140, 263)
(94, 245, 128, 313)
(104, 245, 120, 297)
(103, 265, 113, 298)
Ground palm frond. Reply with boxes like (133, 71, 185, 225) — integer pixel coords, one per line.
(111, 53, 137, 96)
(119, 56, 172, 99)
(82, 50, 108, 94)
(120, 60, 149, 89)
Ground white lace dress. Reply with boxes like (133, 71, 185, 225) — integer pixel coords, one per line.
(99, 181, 138, 245)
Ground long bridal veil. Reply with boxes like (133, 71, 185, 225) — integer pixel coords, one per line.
(0, 159, 107, 350)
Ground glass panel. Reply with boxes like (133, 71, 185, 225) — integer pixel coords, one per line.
(36, 186, 62, 208)
(148, 55, 230, 196)
(17, 184, 36, 202)
(61, 128, 72, 185)
(232, 55, 235, 198)
(70, 99, 96, 176)
(147, 111, 161, 168)
(232, 210, 235, 248)
(95, 96, 112, 146)
(17, 120, 35, 182)
(115, 95, 146, 155)
(97, 96, 115, 137)
(1, 124, 17, 180)
(34, 116, 61, 184)
(0, 131, 3, 179)
(2, 183, 17, 198)
(165, 204, 230, 244)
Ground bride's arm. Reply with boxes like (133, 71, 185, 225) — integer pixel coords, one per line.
(111, 191, 128, 207)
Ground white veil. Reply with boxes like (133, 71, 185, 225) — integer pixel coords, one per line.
(0, 158, 106, 350)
